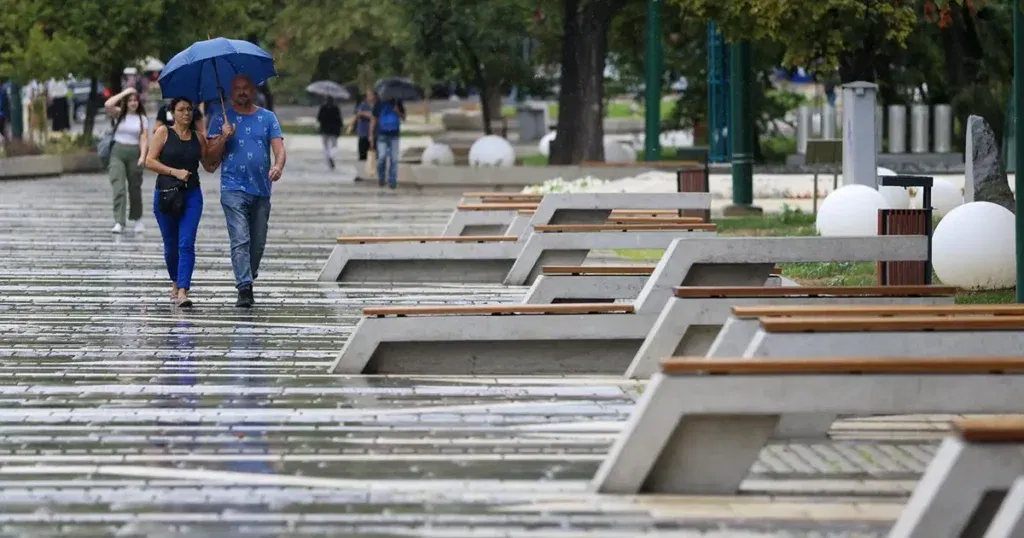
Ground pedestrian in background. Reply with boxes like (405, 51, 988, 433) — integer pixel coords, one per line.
(370, 93, 405, 189)
(316, 96, 342, 170)
(103, 87, 149, 234)
(353, 90, 376, 181)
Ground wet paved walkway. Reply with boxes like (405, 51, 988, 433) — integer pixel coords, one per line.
(0, 156, 946, 536)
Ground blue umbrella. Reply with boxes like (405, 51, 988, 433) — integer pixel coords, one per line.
(158, 37, 276, 105)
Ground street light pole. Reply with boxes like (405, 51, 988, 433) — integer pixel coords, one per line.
(644, 0, 662, 162)
(726, 40, 761, 215)
(1015, 1, 1024, 301)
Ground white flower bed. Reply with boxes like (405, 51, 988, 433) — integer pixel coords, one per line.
(521, 172, 676, 195)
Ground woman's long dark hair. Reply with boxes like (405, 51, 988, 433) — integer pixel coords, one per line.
(118, 92, 147, 121)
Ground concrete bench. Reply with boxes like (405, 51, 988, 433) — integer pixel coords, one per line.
(742, 309, 1024, 359)
(521, 235, 928, 304)
(443, 193, 711, 237)
(890, 417, 1024, 538)
(505, 209, 697, 238)
(716, 304, 1024, 439)
(319, 193, 714, 283)
(329, 235, 928, 374)
(625, 285, 958, 379)
(591, 356, 1024, 496)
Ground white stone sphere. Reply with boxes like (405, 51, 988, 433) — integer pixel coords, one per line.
(876, 167, 910, 209)
(908, 178, 963, 216)
(420, 142, 455, 166)
(469, 135, 516, 167)
(933, 201, 1016, 289)
(815, 184, 889, 237)
(603, 140, 636, 163)
(538, 132, 557, 157)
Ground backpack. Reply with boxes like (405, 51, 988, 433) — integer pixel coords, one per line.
(378, 102, 400, 133)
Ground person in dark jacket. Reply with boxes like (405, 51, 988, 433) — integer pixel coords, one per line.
(316, 97, 343, 170)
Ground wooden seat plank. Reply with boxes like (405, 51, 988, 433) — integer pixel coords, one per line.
(734, 303, 1024, 318)
(759, 315, 1024, 333)
(608, 217, 706, 225)
(955, 418, 1024, 443)
(609, 209, 681, 216)
(533, 223, 717, 233)
(660, 356, 1024, 375)
(457, 203, 539, 211)
(364, 303, 635, 316)
(337, 235, 518, 244)
(517, 210, 537, 216)
(678, 285, 957, 299)
(462, 192, 543, 202)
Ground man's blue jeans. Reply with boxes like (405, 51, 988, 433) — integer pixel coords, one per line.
(376, 133, 400, 188)
(220, 189, 271, 289)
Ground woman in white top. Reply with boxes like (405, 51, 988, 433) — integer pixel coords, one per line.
(104, 87, 149, 234)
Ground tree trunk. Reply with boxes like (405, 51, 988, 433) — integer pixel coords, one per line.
(549, 0, 619, 165)
(262, 80, 275, 111)
(483, 83, 504, 135)
(83, 78, 100, 144)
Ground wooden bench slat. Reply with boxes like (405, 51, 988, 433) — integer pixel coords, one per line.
(759, 315, 1024, 333)
(462, 192, 543, 201)
(542, 265, 656, 275)
(660, 356, 1024, 375)
(533, 223, 717, 233)
(364, 303, 635, 316)
(734, 304, 1024, 319)
(678, 285, 958, 299)
(337, 235, 518, 244)
(608, 217, 706, 225)
(955, 418, 1024, 443)
(517, 210, 537, 216)
(457, 203, 540, 211)
(608, 209, 681, 216)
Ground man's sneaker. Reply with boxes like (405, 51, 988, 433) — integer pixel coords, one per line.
(130, 220, 145, 233)
(110, 223, 123, 234)
(328, 158, 336, 170)
(235, 285, 255, 308)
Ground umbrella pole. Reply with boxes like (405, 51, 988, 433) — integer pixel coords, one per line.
(211, 58, 230, 127)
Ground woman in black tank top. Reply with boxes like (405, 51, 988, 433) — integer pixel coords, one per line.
(144, 97, 219, 307)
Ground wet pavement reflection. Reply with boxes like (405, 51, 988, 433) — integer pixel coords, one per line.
(0, 165, 910, 536)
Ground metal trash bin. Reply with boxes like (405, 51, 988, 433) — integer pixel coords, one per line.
(515, 103, 549, 143)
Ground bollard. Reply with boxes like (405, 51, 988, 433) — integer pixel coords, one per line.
(933, 104, 953, 153)
(887, 104, 907, 154)
(875, 105, 883, 154)
(796, 105, 811, 154)
(910, 104, 930, 153)
(821, 104, 836, 139)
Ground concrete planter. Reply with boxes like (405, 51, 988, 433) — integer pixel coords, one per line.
(61, 152, 105, 174)
(0, 155, 63, 179)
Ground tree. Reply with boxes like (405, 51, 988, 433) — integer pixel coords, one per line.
(406, 0, 537, 135)
(549, 0, 627, 165)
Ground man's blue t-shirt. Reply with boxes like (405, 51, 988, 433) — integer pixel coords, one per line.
(207, 107, 283, 198)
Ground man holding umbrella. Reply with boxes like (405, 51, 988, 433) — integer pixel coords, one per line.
(206, 74, 286, 308)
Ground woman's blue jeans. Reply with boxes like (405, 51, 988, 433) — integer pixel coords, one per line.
(153, 186, 204, 290)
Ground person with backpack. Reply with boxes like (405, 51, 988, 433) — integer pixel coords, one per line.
(370, 96, 406, 189)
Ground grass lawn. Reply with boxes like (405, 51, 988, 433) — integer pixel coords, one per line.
(615, 208, 1016, 305)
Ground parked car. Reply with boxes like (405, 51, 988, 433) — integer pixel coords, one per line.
(70, 80, 108, 122)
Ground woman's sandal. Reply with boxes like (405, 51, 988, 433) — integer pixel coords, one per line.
(174, 295, 193, 308)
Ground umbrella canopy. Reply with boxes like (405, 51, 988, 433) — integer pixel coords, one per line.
(158, 37, 276, 104)
(306, 80, 351, 100)
(374, 77, 420, 102)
